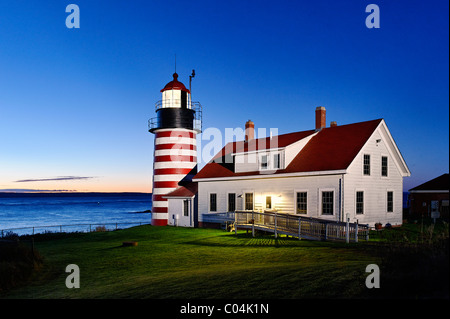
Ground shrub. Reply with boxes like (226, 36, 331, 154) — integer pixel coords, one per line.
(0, 241, 43, 293)
(94, 225, 107, 232)
(1, 231, 19, 240)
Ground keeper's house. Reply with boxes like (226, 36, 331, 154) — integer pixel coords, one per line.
(192, 107, 410, 228)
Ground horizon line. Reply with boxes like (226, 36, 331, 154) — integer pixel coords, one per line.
(0, 189, 152, 194)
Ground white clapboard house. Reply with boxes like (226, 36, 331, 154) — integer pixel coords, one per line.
(187, 107, 411, 228)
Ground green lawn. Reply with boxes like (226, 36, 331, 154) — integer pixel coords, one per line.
(1, 223, 448, 299)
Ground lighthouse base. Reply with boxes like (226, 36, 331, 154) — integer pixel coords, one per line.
(151, 212, 169, 226)
(151, 219, 168, 226)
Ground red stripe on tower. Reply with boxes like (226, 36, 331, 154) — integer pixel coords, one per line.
(155, 131, 195, 138)
(151, 206, 169, 213)
(153, 181, 181, 188)
(154, 155, 197, 163)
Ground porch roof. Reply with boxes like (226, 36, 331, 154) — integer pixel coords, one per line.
(163, 182, 198, 198)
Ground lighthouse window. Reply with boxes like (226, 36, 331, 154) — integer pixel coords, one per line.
(209, 193, 217, 212)
(181, 91, 187, 108)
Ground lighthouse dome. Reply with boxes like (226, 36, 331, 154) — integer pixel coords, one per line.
(160, 73, 190, 93)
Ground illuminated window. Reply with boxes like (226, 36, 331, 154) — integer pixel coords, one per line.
(266, 196, 272, 209)
(245, 193, 254, 211)
(296, 192, 307, 214)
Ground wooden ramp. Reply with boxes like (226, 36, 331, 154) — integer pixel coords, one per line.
(204, 211, 370, 243)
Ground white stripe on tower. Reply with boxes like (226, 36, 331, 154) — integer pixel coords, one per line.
(155, 149, 197, 156)
(154, 162, 197, 169)
(151, 129, 197, 226)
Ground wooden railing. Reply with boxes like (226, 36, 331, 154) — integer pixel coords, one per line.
(202, 211, 369, 242)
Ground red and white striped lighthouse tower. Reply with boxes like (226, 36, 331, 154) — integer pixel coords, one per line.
(148, 72, 202, 226)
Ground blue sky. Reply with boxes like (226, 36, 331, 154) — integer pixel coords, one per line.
(0, 0, 448, 192)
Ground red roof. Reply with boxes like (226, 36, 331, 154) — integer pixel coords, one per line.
(163, 182, 198, 198)
(211, 130, 316, 161)
(194, 119, 382, 180)
(160, 73, 190, 93)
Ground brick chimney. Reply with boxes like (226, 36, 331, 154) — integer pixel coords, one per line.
(315, 106, 326, 131)
(330, 121, 337, 127)
(245, 120, 254, 142)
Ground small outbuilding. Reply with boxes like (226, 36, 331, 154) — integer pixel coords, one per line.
(163, 183, 198, 227)
(408, 174, 449, 220)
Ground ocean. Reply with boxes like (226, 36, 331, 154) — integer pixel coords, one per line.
(0, 193, 152, 236)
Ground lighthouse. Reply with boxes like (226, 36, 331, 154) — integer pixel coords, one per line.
(149, 72, 202, 226)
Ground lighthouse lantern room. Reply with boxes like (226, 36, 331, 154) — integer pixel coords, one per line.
(149, 72, 202, 226)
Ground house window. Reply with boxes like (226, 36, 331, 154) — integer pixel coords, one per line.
(228, 193, 236, 212)
(266, 196, 272, 209)
(356, 191, 364, 214)
(209, 193, 217, 212)
(322, 191, 334, 215)
(260, 154, 268, 170)
(296, 192, 307, 214)
(387, 191, 393, 212)
(183, 199, 189, 216)
(381, 156, 388, 177)
(363, 154, 370, 175)
(245, 193, 254, 211)
(273, 153, 281, 169)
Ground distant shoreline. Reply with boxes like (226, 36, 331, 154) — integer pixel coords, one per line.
(0, 192, 152, 198)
